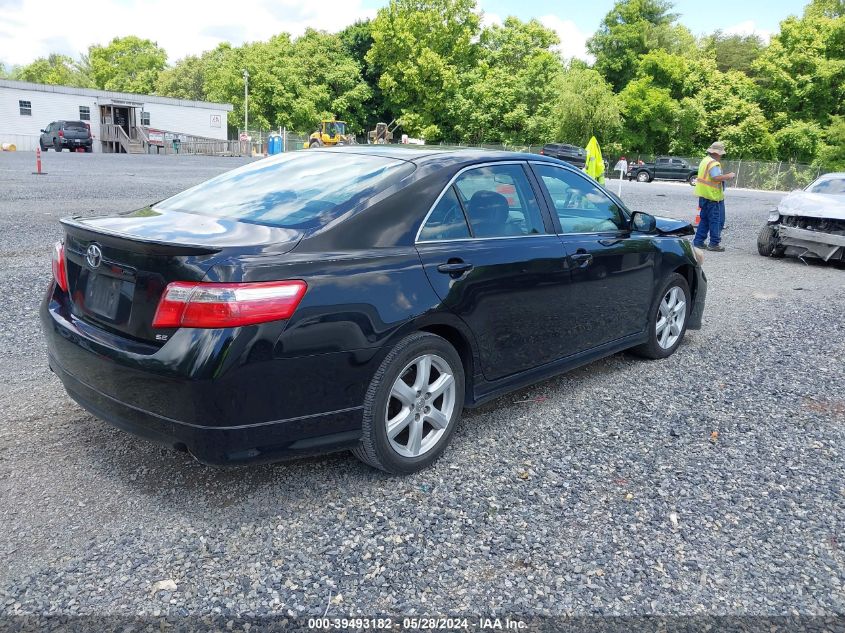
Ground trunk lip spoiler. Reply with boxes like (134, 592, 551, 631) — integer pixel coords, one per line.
(60, 216, 224, 254)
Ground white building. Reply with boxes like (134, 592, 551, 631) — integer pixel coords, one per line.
(0, 79, 232, 153)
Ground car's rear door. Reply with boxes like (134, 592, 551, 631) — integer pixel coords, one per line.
(415, 161, 575, 381)
(530, 162, 656, 352)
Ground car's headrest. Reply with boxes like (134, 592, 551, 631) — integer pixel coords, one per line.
(467, 191, 510, 237)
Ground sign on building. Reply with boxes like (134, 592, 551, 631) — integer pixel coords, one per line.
(210, 114, 222, 128)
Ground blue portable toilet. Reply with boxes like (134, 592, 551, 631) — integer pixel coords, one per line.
(268, 133, 282, 155)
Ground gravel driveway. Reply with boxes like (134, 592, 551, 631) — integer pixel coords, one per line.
(1, 152, 843, 621)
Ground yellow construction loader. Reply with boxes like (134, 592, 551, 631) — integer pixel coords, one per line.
(306, 120, 348, 148)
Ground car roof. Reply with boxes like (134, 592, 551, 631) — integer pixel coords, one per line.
(320, 145, 563, 168)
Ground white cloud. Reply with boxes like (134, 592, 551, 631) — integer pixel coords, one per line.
(0, 0, 375, 67)
(539, 14, 592, 62)
(723, 20, 773, 42)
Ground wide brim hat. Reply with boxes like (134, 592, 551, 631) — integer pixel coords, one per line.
(707, 142, 726, 155)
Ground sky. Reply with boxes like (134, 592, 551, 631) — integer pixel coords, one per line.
(0, 0, 808, 68)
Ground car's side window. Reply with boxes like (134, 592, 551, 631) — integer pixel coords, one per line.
(452, 164, 544, 238)
(533, 164, 627, 234)
(418, 187, 471, 241)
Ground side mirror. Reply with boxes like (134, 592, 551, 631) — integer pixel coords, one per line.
(631, 211, 657, 233)
(40, 129, 46, 133)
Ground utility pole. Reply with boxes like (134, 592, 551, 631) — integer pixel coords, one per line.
(242, 68, 249, 135)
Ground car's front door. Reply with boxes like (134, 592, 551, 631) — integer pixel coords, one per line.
(655, 158, 672, 179)
(530, 162, 657, 352)
(415, 162, 574, 381)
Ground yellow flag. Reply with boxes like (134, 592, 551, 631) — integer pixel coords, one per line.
(583, 136, 605, 185)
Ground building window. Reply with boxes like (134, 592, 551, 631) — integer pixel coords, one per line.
(140, 111, 150, 126)
(79, 106, 90, 120)
(19, 100, 32, 116)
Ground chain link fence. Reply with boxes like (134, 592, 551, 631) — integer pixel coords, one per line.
(432, 144, 825, 192)
(660, 156, 823, 192)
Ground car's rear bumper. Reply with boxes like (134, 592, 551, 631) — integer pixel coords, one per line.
(50, 353, 362, 464)
(688, 266, 707, 330)
(60, 139, 92, 148)
(41, 293, 370, 465)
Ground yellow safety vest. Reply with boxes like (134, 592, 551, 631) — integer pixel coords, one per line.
(694, 156, 724, 201)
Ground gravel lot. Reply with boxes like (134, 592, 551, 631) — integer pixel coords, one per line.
(1, 151, 843, 621)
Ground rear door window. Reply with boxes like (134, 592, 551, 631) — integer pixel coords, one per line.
(452, 164, 545, 238)
(418, 187, 471, 241)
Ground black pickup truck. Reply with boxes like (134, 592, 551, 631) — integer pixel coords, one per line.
(628, 157, 697, 185)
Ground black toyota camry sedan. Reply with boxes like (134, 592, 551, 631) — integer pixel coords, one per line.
(41, 147, 706, 474)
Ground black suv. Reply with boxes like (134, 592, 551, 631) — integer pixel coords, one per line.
(40, 121, 93, 152)
(540, 143, 586, 169)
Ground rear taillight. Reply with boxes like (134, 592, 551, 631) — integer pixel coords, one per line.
(152, 281, 307, 329)
(539, 149, 544, 155)
(51, 241, 68, 292)
(58, 129, 64, 138)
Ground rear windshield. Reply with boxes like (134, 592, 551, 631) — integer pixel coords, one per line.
(63, 121, 88, 130)
(154, 152, 414, 230)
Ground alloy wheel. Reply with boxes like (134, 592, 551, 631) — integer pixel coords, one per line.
(385, 353, 456, 458)
(656, 286, 686, 349)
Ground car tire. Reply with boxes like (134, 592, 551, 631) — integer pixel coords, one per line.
(84, 147, 92, 153)
(631, 273, 691, 360)
(54, 140, 63, 152)
(688, 174, 697, 186)
(636, 171, 651, 183)
(39, 140, 46, 151)
(757, 224, 785, 257)
(353, 332, 465, 474)
(309, 139, 322, 148)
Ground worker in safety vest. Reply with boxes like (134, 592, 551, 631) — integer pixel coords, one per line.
(692, 141, 735, 252)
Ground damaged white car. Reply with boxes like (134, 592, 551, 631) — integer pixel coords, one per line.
(758, 173, 845, 262)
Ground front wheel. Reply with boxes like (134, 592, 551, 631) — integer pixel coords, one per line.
(631, 273, 690, 360)
(757, 224, 785, 257)
(636, 171, 651, 183)
(688, 174, 697, 186)
(354, 332, 465, 474)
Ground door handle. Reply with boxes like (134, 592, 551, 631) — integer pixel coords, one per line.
(570, 252, 593, 269)
(437, 260, 473, 277)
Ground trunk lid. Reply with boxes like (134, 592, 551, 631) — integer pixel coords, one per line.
(60, 207, 302, 345)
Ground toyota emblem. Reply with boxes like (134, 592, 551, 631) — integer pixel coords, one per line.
(86, 244, 103, 269)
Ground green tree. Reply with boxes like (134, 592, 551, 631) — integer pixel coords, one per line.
(88, 36, 168, 93)
(816, 115, 845, 169)
(552, 63, 621, 146)
(339, 20, 388, 130)
(753, 12, 845, 125)
(774, 120, 824, 162)
(702, 31, 765, 74)
(368, 0, 480, 140)
(618, 77, 680, 154)
(587, 0, 693, 91)
(804, 0, 845, 18)
(13, 54, 93, 87)
(200, 31, 371, 136)
(450, 17, 563, 144)
(155, 55, 208, 101)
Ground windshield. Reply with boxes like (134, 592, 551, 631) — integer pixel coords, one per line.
(326, 121, 346, 136)
(154, 151, 413, 230)
(806, 177, 845, 195)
